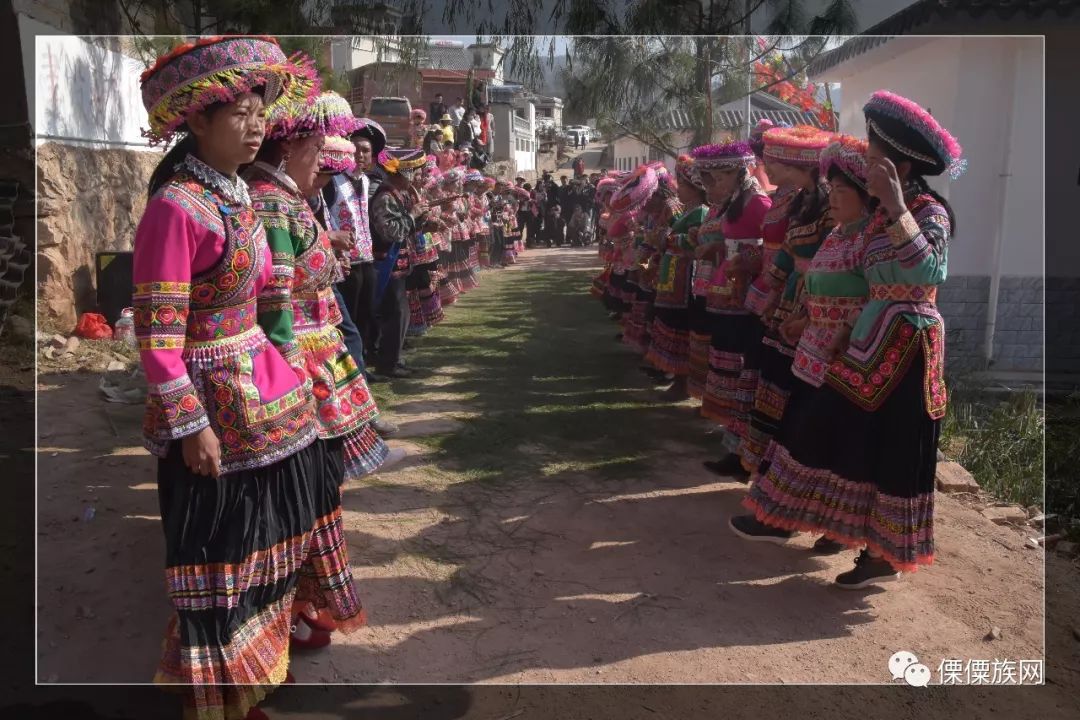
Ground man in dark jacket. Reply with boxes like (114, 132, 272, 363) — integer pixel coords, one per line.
(429, 93, 447, 125)
(369, 147, 429, 378)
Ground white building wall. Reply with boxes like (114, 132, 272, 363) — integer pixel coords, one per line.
(331, 36, 400, 76)
(830, 37, 993, 278)
(980, 37, 1044, 278)
(33, 33, 157, 150)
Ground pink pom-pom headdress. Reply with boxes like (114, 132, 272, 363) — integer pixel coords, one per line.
(863, 90, 965, 179)
(818, 134, 870, 189)
(762, 125, 833, 167)
(318, 135, 357, 175)
(691, 141, 756, 171)
(267, 90, 362, 140)
(609, 164, 658, 214)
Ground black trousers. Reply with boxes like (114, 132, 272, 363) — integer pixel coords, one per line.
(338, 261, 378, 362)
(376, 274, 409, 372)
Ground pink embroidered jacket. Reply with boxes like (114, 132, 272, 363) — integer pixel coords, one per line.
(132, 154, 317, 474)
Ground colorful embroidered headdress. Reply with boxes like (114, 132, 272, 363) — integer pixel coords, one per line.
(863, 90, 965, 178)
(654, 164, 677, 195)
(441, 166, 465, 185)
(139, 35, 320, 145)
(691, 141, 756, 172)
(422, 166, 443, 191)
(749, 118, 777, 158)
(463, 169, 485, 185)
(267, 90, 361, 140)
(609, 163, 658, 214)
(595, 176, 619, 194)
(318, 135, 357, 175)
(380, 147, 426, 176)
(675, 154, 704, 189)
(819, 135, 870, 189)
(762, 125, 833, 167)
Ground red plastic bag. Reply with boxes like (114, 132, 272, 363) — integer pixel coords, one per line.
(75, 312, 114, 340)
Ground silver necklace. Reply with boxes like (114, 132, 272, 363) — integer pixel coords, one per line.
(178, 153, 251, 206)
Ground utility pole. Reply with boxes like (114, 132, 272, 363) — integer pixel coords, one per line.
(703, 37, 714, 144)
(742, 0, 753, 139)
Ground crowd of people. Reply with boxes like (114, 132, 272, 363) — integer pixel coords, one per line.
(123, 31, 965, 719)
(591, 94, 962, 595)
(131, 37, 554, 720)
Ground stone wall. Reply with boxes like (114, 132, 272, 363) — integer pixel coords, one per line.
(937, 275, 1044, 374)
(36, 142, 160, 331)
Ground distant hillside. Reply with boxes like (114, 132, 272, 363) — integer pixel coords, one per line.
(504, 52, 568, 99)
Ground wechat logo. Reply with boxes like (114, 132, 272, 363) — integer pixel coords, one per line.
(889, 650, 931, 687)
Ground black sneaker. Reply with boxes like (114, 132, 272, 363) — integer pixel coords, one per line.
(810, 536, 848, 555)
(703, 455, 750, 480)
(834, 549, 900, 590)
(728, 515, 794, 545)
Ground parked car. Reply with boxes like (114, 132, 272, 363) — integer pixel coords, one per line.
(366, 96, 412, 147)
(565, 128, 590, 147)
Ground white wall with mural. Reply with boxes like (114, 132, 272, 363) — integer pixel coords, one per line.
(33, 31, 158, 150)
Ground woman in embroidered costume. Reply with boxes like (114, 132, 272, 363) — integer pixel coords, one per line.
(450, 168, 477, 290)
(438, 168, 471, 291)
(466, 169, 492, 273)
(643, 155, 710, 400)
(310, 134, 368, 372)
(436, 175, 462, 304)
(603, 169, 649, 328)
(417, 160, 448, 329)
(134, 36, 321, 720)
(406, 162, 447, 336)
(729, 135, 872, 555)
(590, 176, 621, 300)
(693, 142, 773, 447)
(724, 121, 801, 476)
(478, 176, 497, 268)
(244, 90, 391, 645)
(504, 187, 529, 264)
(731, 126, 834, 478)
(464, 169, 487, 279)
(731, 91, 962, 590)
(622, 166, 678, 355)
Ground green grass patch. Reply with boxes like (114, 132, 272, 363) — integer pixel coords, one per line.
(377, 263, 713, 489)
(940, 385, 1045, 509)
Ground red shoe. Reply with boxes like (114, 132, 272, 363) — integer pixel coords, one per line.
(300, 606, 338, 633)
(244, 707, 269, 720)
(289, 616, 332, 651)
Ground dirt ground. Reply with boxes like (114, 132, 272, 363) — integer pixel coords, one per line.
(29, 248, 1080, 717)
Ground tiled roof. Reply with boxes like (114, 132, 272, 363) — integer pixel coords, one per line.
(655, 107, 831, 132)
(424, 45, 472, 71)
(809, 0, 1077, 77)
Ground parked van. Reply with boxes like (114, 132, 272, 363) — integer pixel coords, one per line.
(366, 96, 412, 147)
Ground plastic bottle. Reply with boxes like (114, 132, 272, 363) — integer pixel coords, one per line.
(114, 307, 136, 349)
